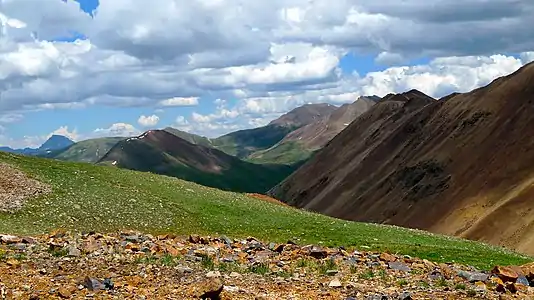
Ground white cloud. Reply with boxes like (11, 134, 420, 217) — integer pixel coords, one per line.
(521, 52, 534, 64)
(92, 123, 140, 138)
(1, 0, 534, 144)
(137, 114, 160, 127)
(158, 97, 199, 107)
(0, 113, 23, 123)
(175, 116, 189, 126)
(191, 112, 212, 123)
(49, 126, 78, 141)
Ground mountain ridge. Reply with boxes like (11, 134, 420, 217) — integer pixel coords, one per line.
(269, 61, 534, 254)
(97, 129, 295, 193)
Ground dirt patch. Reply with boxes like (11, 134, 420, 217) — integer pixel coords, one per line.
(246, 193, 289, 207)
(0, 163, 51, 213)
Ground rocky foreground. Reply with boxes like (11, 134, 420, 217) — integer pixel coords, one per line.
(0, 231, 533, 299)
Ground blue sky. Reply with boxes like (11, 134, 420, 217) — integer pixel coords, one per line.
(1, 0, 533, 148)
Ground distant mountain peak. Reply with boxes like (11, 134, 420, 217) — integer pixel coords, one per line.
(39, 135, 74, 151)
(269, 103, 338, 128)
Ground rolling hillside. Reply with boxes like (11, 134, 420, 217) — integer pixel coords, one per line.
(46, 137, 125, 163)
(0, 151, 529, 269)
(269, 62, 534, 255)
(249, 96, 378, 164)
(97, 130, 294, 193)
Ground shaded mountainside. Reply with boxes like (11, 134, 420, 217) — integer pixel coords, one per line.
(45, 137, 125, 163)
(270, 62, 534, 255)
(249, 97, 378, 164)
(212, 103, 337, 158)
(97, 130, 295, 193)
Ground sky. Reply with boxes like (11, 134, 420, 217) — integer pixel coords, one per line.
(0, 0, 533, 148)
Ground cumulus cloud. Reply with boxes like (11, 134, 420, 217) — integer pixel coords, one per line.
(49, 125, 79, 141)
(137, 114, 160, 127)
(159, 97, 199, 107)
(1, 0, 534, 145)
(93, 123, 140, 138)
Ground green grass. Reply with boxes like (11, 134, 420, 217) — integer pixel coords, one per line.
(247, 141, 312, 165)
(0, 152, 532, 270)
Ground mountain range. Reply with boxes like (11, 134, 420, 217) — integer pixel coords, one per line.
(0, 135, 74, 156)
(270, 61, 534, 254)
(5, 63, 534, 255)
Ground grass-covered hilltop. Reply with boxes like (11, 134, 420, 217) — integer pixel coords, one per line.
(0, 151, 530, 271)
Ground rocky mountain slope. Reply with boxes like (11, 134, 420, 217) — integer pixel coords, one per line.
(96, 130, 294, 193)
(1, 230, 533, 299)
(249, 97, 378, 164)
(270, 62, 534, 255)
(212, 103, 337, 158)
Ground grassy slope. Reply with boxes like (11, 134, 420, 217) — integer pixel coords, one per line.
(163, 127, 213, 147)
(247, 141, 312, 165)
(212, 125, 294, 158)
(0, 152, 530, 270)
(48, 137, 125, 163)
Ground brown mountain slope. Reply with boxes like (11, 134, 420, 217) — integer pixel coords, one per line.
(268, 103, 338, 127)
(212, 103, 337, 158)
(97, 130, 295, 193)
(269, 62, 534, 254)
(248, 97, 378, 164)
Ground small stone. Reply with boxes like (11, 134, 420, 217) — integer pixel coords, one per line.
(388, 261, 411, 272)
(492, 266, 519, 283)
(517, 275, 529, 286)
(309, 246, 328, 259)
(57, 287, 72, 298)
(6, 258, 20, 268)
(67, 246, 81, 257)
(206, 271, 221, 278)
(458, 270, 488, 282)
(196, 278, 224, 299)
(189, 234, 201, 244)
(474, 281, 487, 291)
(82, 277, 103, 291)
(400, 291, 412, 300)
(379, 253, 396, 262)
(230, 272, 241, 278)
(328, 279, 342, 288)
(221, 235, 233, 246)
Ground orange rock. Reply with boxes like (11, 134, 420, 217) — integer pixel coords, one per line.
(6, 259, 20, 268)
(379, 253, 396, 262)
(166, 245, 180, 257)
(492, 266, 519, 282)
(57, 287, 72, 298)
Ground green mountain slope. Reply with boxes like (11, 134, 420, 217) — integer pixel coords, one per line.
(96, 130, 294, 193)
(211, 125, 294, 158)
(163, 127, 213, 147)
(248, 97, 378, 165)
(212, 103, 338, 158)
(47, 137, 125, 163)
(0, 151, 530, 269)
